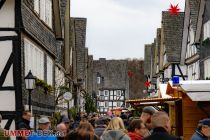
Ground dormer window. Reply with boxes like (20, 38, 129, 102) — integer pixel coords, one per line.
(34, 0, 52, 28)
(203, 20, 210, 40)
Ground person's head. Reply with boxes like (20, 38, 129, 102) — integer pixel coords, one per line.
(76, 122, 96, 140)
(140, 106, 157, 130)
(57, 123, 67, 137)
(38, 117, 50, 130)
(128, 119, 147, 136)
(140, 106, 157, 124)
(199, 119, 210, 137)
(22, 111, 32, 121)
(62, 117, 70, 129)
(151, 111, 171, 133)
(106, 117, 126, 131)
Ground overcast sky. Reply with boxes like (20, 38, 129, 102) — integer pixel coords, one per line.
(71, 0, 185, 60)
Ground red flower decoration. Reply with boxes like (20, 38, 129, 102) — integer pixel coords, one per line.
(128, 70, 134, 77)
(168, 3, 180, 15)
(144, 81, 151, 87)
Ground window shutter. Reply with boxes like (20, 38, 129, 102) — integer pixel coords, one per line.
(34, 0, 40, 14)
(40, 0, 45, 21)
(47, 56, 53, 85)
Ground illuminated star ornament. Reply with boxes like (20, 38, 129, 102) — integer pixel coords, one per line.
(144, 81, 151, 88)
(168, 3, 180, 15)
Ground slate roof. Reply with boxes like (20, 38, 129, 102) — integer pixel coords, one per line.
(144, 44, 152, 76)
(162, 11, 185, 63)
(189, 0, 200, 33)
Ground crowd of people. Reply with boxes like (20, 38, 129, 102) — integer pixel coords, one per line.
(0, 106, 210, 140)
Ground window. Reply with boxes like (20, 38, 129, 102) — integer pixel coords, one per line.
(117, 102, 122, 107)
(113, 102, 117, 107)
(104, 96, 108, 100)
(109, 102, 112, 107)
(104, 90, 109, 96)
(39, 0, 52, 28)
(100, 91, 104, 96)
(97, 77, 101, 84)
(117, 90, 121, 96)
(110, 96, 113, 100)
(105, 102, 108, 107)
(34, 0, 40, 14)
(99, 96, 104, 100)
(114, 95, 117, 100)
(24, 39, 44, 80)
(114, 91, 117, 95)
(204, 20, 210, 40)
(47, 56, 53, 85)
(104, 108, 108, 112)
(204, 58, 210, 78)
(99, 102, 104, 107)
(110, 91, 113, 96)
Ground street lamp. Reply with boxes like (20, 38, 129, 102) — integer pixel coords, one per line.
(24, 70, 36, 111)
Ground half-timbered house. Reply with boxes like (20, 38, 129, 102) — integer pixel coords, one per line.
(0, 0, 64, 130)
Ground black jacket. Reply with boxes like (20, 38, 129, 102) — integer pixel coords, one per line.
(142, 127, 181, 140)
(17, 118, 30, 130)
(17, 118, 30, 140)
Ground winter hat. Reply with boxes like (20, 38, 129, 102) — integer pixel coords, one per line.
(142, 106, 158, 115)
(200, 118, 210, 126)
(38, 117, 50, 124)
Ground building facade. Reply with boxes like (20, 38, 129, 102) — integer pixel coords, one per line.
(0, 0, 66, 130)
(92, 58, 129, 114)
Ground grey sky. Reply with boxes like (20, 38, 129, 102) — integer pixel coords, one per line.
(71, 0, 185, 60)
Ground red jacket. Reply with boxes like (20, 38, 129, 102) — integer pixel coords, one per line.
(128, 132, 143, 140)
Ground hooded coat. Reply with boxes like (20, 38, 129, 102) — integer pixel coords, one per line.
(100, 130, 130, 140)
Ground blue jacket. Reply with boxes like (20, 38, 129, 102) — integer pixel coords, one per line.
(190, 130, 208, 140)
(27, 131, 57, 140)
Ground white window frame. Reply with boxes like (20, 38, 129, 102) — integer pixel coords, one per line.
(24, 39, 44, 80)
(40, 0, 52, 28)
(117, 90, 121, 96)
(104, 90, 109, 96)
(34, 0, 40, 14)
(97, 77, 101, 84)
(100, 91, 104, 96)
(47, 56, 53, 85)
(203, 20, 210, 40)
(117, 102, 122, 107)
(204, 58, 210, 78)
(109, 102, 112, 107)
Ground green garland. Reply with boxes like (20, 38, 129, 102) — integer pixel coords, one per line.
(206, 77, 210, 80)
(35, 78, 54, 93)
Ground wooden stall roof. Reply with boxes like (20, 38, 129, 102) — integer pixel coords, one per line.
(126, 97, 181, 107)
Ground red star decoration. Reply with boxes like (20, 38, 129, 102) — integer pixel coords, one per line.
(128, 70, 134, 77)
(144, 81, 151, 88)
(168, 3, 180, 15)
